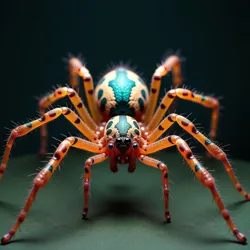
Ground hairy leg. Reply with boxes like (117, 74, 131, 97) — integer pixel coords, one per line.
(146, 88, 219, 142)
(39, 87, 98, 156)
(82, 153, 108, 218)
(68, 57, 100, 123)
(1, 136, 106, 244)
(146, 113, 250, 200)
(138, 155, 170, 222)
(143, 135, 247, 243)
(144, 55, 182, 124)
(0, 107, 99, 180)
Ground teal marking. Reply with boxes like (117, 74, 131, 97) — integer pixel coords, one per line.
(108, 70, 136, 116)
(100, 98, 107, 112)
(97, 77, 105, 85)
(98, 89, 104, 100)
(205, 138, 212, 145)
(141, 89, 147, 99)
(134, 129, 140, 135)
(106, 121, 113, 129)
(133, 120, 139, 129)
(138, 98, 144, 111)
(115, 116, 132, 136)
(195, 164, 202, 172)
(45, 165, 53, 172)
(201, 95, 206, 101)
(25, 122, 32, 128)
(106, 129, 112, 135)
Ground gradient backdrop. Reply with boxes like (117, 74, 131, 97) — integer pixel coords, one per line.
(2, 0, 250, 160)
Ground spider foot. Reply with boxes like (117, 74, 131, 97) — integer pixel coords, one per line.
(165, 211, 171, 223)
(82, 207, 88, 219)
(234, 230, 247, 244)
(1, 230, 15, 245)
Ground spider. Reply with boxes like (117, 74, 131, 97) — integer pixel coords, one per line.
(0, 55, 249, 244)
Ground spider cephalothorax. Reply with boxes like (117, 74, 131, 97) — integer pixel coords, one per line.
(0, 55, 249, 244)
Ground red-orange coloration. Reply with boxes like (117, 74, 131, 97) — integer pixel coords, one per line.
(0, 55, 248, 245)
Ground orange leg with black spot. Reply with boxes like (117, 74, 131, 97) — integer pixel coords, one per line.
(82, 153, 108, 218)
(143, 55, 182, 124)
(146, 88, 219, 142)
(0, 107, 99, 180)
(147, 113, 250, 200)
(39, 87, 98, 156)
(137, 155, 170, 222)
(1, 136, 105, 244)
(143, 135, 247, 243)
(68, 57, 100, 123)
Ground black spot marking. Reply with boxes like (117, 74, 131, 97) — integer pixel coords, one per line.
(158, 125, 164, 130)
(160, 103, 166, 109)
(191, 92, 195, 98)
(182, 90, 189, 96)
(179, 145, 185, 152)
(69, 91, 76, 98)
(77, 102, 83, 108)
(168, 136, 174, 144)
(154, 75, 161, 81)
(186, 152, 194, 159)
(191, 126, 199, 134)
(88, 89, 94, 95)
(167, 92, 175, 98)
(61, 146, 67, 153)
(39, 116, 46, 122)
(74, 118, 81, 124)
(48, 111, 57, 117)
(73, 137, 78, 145)
(85, 168, 89, 173)
(168, 115, 174, 122)
(90, 158, 94, 164)
(164, 172, 168, 178)
(151, 88, 157, 94)
(65, 109, 71, 115)
(181, 119, 189, 126)
(53, 152, 61, 160)
(58, 90, 62, 95)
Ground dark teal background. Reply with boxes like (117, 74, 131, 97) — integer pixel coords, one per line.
(2, 0, 250, 160)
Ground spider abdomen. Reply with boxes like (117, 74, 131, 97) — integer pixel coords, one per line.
(94, 68, 149, 121)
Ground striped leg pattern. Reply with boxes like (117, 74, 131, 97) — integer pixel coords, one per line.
(0, 107, 98, 180)
(1, 136, 105, 244)
(143, 135, 247, 243)
(138, 155, 170, 222)
(144, 55, 183, 124)
(146, 88, 219, 143)
(68, 57, 100, 123)
(39, 87, 98, 156)
(82, 153, 109, 218)
(146, 113, 250, 200)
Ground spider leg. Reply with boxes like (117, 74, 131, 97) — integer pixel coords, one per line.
(39, 87, 98, 156)
(82, 153, 108, 218)
(146, 88, 219, 142)
(137, 155, 170, 222)
(1, 136, 105, 244)
(146, 113, 250, 200)
(143, 135, 247, 243)
(68, 57, 100, 123)
(144, 55, 182, 124)
(0, 107, 100, 180)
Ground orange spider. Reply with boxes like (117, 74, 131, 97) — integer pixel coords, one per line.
(0, 55, 249, 244)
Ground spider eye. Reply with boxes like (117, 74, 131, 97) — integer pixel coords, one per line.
(125, 138, 130, 144)
(117, 137, 122, 142)
(132, 143, 138, 149)
(108, 143, 114, 149)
